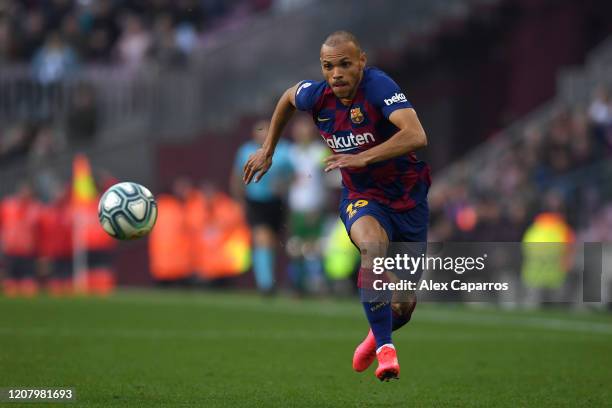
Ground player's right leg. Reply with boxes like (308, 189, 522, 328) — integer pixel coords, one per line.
(349, 215, 399, 381)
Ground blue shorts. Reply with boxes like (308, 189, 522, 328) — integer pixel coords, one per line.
(339, 198, 428, 243)
(339, 199, 428, 294)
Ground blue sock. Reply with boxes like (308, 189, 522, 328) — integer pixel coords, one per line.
(362, 301, 393, 349)
(253, 247, 274, 291)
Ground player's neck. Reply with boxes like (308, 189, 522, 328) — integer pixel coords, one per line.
(339, 96, 354, 106)
(338, 87, 359, 106)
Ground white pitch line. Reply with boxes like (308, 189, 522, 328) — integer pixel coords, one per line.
(106, 295, 612, 335)
(2, 294, 612, 336)
(416, 310, 612, 335)
(0, 326, 607, 342)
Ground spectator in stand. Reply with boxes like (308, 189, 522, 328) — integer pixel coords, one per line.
(66, 82, 99, 146)
(27, 123, 63, 202)
(286, 116, 328, 295)
(173, 0, 205, 30)
(31, 31, 78, 85)
(0, 122, 37, 166)
(0, 182, 42, 297)
(89, 0, 121, 47)
(569, 110, 596, 167)
(543, 110, 573, 178)
(0, 16, 13, 64)
(148, 13, 186, 68)
(86, 27, 112, 62)
(588, 86, 612, 152)
(18, 9, 47, 61)
(115, 13, 151, 70)
(175, 22, 198, 56)
(588, 86, 611, 127)
(41, 0, 73, 32)
(60, 12, 86, 56)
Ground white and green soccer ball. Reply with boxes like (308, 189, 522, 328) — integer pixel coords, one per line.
(98, 182, 158, 240)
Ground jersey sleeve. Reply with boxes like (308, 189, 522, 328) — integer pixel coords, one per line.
(294, 80, 325, 112)
(366, 69, 413, 119)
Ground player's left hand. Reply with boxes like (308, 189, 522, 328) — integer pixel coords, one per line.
(243, 148, 273, 184)
(324, 153, 368, 172)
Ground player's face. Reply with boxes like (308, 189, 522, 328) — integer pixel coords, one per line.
(320, 42, 366, 101)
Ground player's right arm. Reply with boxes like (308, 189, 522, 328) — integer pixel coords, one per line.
(242, 83, 300, 184)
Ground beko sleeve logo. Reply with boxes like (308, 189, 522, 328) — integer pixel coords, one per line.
(383, 92, 407, 106)
(296, 81, 312, 95)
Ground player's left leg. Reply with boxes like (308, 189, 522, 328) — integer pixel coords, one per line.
(342, 201, 401, 381)
(354, 292, 416, 374)
(352, 201, 428, 376)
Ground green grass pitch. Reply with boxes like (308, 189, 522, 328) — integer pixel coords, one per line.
(1, 290, 611, 407)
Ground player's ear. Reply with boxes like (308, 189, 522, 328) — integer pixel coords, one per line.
(360, 51, 367, 69)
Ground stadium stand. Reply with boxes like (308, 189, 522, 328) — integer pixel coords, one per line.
(429, 36, 612, 243)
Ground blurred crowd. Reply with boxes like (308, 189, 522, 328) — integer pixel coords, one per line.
(429, 84, 612, 244)
(0, 0, 273, 70)
(0, 115, 360, 297)
(0, 176, 117, 297)
(0, 81, 97, 168)
(0, 0, 279, 168)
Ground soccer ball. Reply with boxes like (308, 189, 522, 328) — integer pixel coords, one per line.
(98, 182, 158, 240)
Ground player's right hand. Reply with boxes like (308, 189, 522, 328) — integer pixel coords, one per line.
(243, 148, 273, 184)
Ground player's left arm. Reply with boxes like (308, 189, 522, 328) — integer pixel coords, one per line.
(324, 108, 427, 172)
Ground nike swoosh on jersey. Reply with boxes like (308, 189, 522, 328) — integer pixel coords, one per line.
(317, 116, 331, 122)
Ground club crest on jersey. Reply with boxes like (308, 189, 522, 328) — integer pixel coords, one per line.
(350, 107, 364, 124)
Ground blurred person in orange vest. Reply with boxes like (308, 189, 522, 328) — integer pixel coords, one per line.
(148, 177, 194, 286)
(0, 181, 42, 297)
(71, 155, 117, 295)
(192, 182, 250, 280)
(38, 183, 74, 296)
(79, 183, 118, 296)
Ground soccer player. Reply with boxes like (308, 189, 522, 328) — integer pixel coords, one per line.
(232, 120, 294, 295)
(286, 116, 328, 295)
(243, 31, 430, 381)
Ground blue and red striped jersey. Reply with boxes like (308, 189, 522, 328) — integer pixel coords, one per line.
(294, 67, 431, 211)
